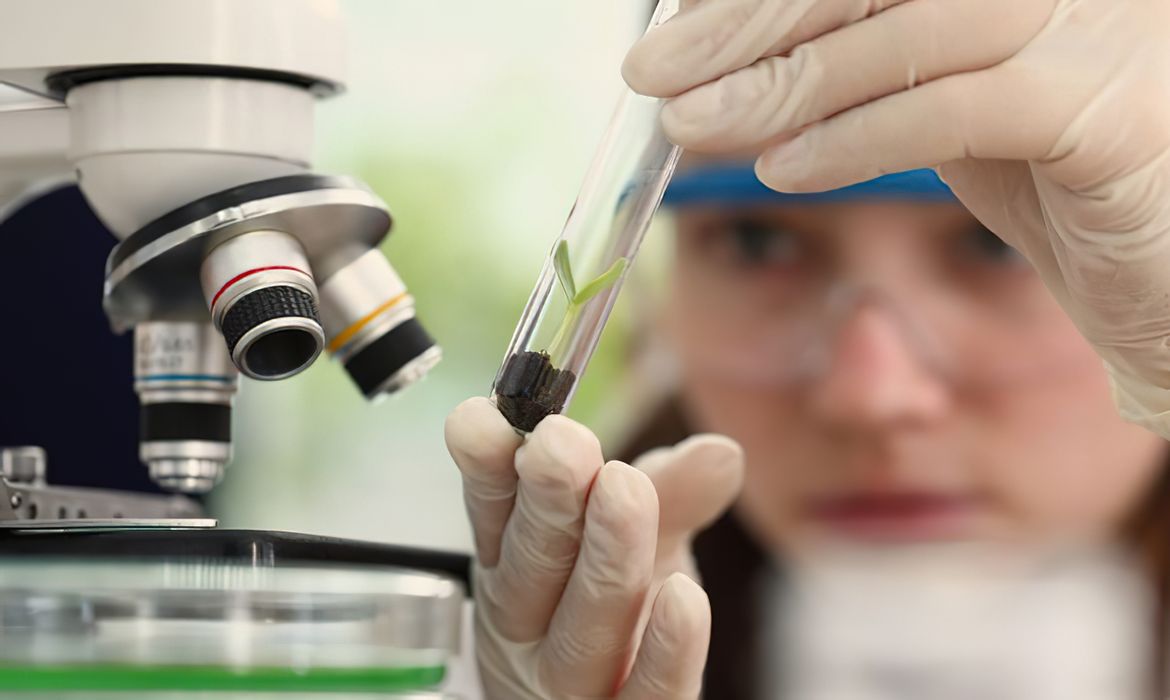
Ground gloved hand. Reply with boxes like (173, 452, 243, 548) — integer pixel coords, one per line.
(623, 0, 1170, 438)
(445, 397, 744, 699)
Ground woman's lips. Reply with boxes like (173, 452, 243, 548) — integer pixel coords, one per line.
(806, 492, 981, 541)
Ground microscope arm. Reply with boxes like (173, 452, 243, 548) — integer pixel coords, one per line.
(0, 96, 70, 222)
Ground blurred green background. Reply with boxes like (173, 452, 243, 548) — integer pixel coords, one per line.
(212, 1, 660, 552)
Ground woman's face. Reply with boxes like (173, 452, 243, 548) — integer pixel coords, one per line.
(666, 201, 1166, 554)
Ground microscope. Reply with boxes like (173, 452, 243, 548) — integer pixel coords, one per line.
(0, 2, 468, 696)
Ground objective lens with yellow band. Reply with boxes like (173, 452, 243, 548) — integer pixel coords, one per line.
(318, 250, 441, 399)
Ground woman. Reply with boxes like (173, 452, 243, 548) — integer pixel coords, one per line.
(628, 162, 1169, 697)
(447, 0, 1170, 697)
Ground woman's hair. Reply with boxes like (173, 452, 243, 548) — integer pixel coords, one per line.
(1123, 464, 1170, 696)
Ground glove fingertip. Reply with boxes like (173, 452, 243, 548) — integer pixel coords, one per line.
(656, 572, 711, 639)
(669, 434, 746, 493)
(648, 434, 744, 538)
(589, 461, 661, 547)
(518, 413, 605, 487)
(622, 39, 680, 99)
(445, 396, 522, 470)
(618, 573, 710, 699)
(756, 139, 817, 193)
(677, 433, 744, 466)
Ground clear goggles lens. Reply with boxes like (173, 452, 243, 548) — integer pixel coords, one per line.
(666, 206, 1088, 389)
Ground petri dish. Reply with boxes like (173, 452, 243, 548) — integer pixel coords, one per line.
(0, 530, 466, 696)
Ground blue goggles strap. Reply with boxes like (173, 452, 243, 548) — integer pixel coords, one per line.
(662, 164, 957, 207)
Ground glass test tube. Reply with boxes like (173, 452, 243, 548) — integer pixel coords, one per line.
(492, 0, 683, 432)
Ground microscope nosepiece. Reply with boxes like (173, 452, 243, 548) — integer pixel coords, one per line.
(201, 230, 326, 380)
(318, 250, 441, 399)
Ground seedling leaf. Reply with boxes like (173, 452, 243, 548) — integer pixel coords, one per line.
(553, 240, 576, 301)
(573, 257, 628, 306)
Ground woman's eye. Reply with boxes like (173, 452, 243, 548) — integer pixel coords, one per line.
(961, 223, 1026, 266)
(728, 220, 801, 265)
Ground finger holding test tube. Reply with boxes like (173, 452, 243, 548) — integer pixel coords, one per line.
(492, 0, 683, 433)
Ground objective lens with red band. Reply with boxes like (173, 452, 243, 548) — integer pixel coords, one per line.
(200, 230, 325, 380)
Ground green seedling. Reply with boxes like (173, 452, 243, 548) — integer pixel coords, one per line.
(548, 239, 628, 359)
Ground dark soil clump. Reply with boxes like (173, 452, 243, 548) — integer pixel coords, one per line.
(496, 351, 576, 432)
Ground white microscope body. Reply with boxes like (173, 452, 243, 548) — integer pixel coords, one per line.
(0, 0, 440, 505)
(0, 0, 342, 228)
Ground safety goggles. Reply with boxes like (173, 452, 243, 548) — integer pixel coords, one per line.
(661, 167, 1090, 389)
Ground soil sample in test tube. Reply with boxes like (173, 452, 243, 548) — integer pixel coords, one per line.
(494, 351, 576, 432)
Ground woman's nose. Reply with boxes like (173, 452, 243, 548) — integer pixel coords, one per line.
(806, 301, 951, 432)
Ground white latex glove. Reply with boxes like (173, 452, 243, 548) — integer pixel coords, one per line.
(624, 0, 1170, 438)
(445, 397, 744, 699)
